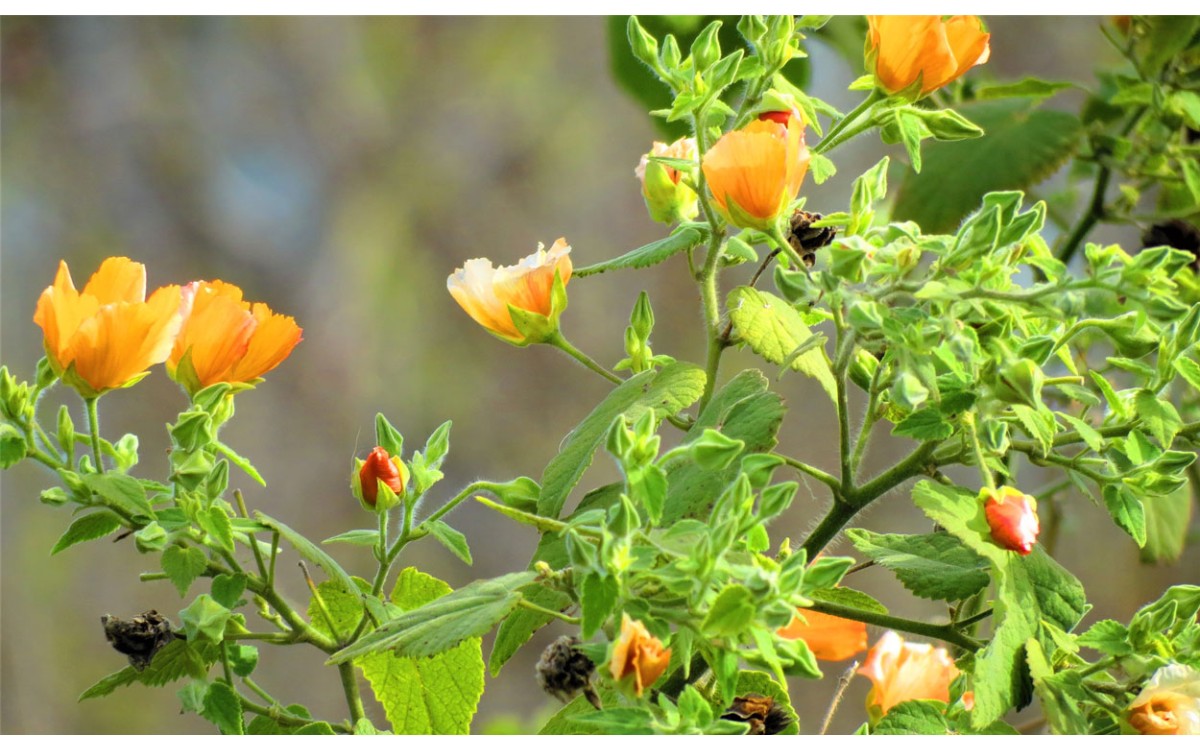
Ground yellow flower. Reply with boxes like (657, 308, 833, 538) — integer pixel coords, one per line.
(866, 16, 990, 97)
(1128, 664, 1200, 735)
(857, 631, 959, 718)
(167, 280, 303, 396)
(701, 113, 810, 231)
(777, 608, 868, 662)
(609, 614, 671, 696)
(447, 239, 572, 345)
(33, 257, 187, 398)
(635, 137, 699, 224)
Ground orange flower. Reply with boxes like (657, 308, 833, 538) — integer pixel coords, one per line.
(866, 16, 990, 97)
(982, 486, 1040, 555)
(857, 631, 959, 717)
(1128, 664, 1200, 735)
(167, 280, 302, 396)
(777, 608, 868, 661)
(701, 113, 810, 231)
(609, 614, 671, 696)
(33, 257, 187, 398)
(447, 239, 572, 345)
(635, 137, 699, 224)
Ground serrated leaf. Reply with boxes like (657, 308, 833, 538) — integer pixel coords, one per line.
(79, 638, 218, 701)
(51, 511, 122, 555)
(255, 511, 356, 595)
(1076, 619, 1132, 657)
(575, 226, 708, 276)
(1025, 639, 1090, 735)
(211, 573, 247, 609)
(180, 594, 231, 643)
(1173, 358, 1200, 391)
(975, 78, 1075, 101)
(1103, 484, 1147, 546)
(1058, 413, 1104, 453)
(426, 520, 473, 565)
(893, 408, 954, 441)
(83, 472, 155, 520)
(200, 507, 234, 553)
(873, 699, 949, 735)
(703, 584, 757, 638)
(162, 545, 209, 597)
(1012, 404, 1056, 456)
(201, 680, 244, 734)
(846, 529, 989, 601)
(1134, 390, 1182, 448)
(727, 287, 835, 402)
(893, 99, 1081, 233)
(1141, 482, 1192, 564)
(807, 586, 889, 615)
(538, 361, 705, 518)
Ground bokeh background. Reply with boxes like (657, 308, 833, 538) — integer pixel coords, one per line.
(2, 16, 1196, 734)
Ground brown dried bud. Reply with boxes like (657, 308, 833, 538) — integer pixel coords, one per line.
(787, 210, 838, 268)
(720, 693, 792, 735)
(535, 635, 601, 710)
(101, 610, 175, 671)
(1142, 219, 1200, 270)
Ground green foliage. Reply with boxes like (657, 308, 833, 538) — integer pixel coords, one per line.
(575, 226, 708, 277)
(846, 529, 989, 601)
(51, 511, 122, 555)
(162, 545, 209, 597)
(255, 512, 357, 595)
(79, 638, 218, 701)
(872, 700, 949, 735)
(727, 287, 835, 401)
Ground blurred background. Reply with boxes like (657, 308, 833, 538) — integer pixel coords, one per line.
(2, 16, 1196, 734)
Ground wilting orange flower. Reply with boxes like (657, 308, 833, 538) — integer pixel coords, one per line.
(33, 257, 187, 398)
(866, 16, 990, 97)
(777, 608, 868, 661)
(701, 112, 810, 231)
(358, 446, 408, 509)
(610, 614, 671, 696)
(167, 280, 302, 396)
(858, 631, 959, 717)
(635, 137, 699, 224)
(447, 239, 572, 345)
(982, 486, 1040, 555)
(1128, 664, 1200, 735)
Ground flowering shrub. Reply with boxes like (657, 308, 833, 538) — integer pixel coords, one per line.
(2, 14, 1199, 735)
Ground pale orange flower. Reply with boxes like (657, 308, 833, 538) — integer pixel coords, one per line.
(635, 137, 698, 224)
(33, 257, 187, 398)
(777, 608, 868, 661)
(857, 631, 959, 716)
(1128, 664, 1200, 735)
(167, 280, 302, 396)
(866, 16, 990, 97)
(446, 239, 572, 345)
(609, 614, 671, 696)
(701, 113, 810, 231)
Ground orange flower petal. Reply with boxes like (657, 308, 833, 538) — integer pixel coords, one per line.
(857, 631, 958, 716)
(447, 239, 572, 343)
(777, 608, 868, 661)
(610, 614, 672, 696)
(701, 117, 809, 230)
(867, 15, 989, 96)
(228, 303, 303, 383)
(81, 256, 147, 305)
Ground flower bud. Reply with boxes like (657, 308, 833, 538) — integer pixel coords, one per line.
(356, 446, 408, 512)
(982, 486, 1040, 555)
(610, 614, 671, 696)
(635, 138, 699, 225)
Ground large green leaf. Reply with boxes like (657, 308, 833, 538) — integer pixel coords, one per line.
(727, 287, 835, 402)
(538, 361, 705, 518)
(846, 529, 989, 601)
(575, 227, 707, 277)
(310, 571, 485, 734)
(79, 638, 218, 701)
(872, 700, 950, 735)
(330, 571, 536, 663)
(893, 99, 1081, 233)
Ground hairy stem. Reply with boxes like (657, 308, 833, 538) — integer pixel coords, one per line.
(805, 599, 984, 651)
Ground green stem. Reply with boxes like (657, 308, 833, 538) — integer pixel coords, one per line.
(420, 481, 487, 529)
(85, 397, 103, 471)
(956, 607, 994, 628)
(813, 91, 883, 155)
(220, 640, 235, 685)
(692, 104, 728, 416)
(235, 490, 271, 583)
(517, 597, 580, 625)
(776, 454, 842, 492)
(238, 694, 350, 733)
(242, 676, 278, 706)
(768, 224, 809, 273)
(337, 662, 366, 726)
(805, 599, 984, 652)
(547, 332, 621, 385)
(964, 412, 996, 490)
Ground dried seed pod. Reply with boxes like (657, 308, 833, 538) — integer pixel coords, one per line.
(535, 635, 601, 710)
(720, 693, 792, 735)
(101, 610, 175, 670)
(787, 210, 838, 268)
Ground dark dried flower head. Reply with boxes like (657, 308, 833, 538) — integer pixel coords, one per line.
(536, 635, 601, 710)
(101, 610, 175, 671)
(787, 210, 838, 268)
(721, 693, 792, 735)
(1142, 219, 1200, 270)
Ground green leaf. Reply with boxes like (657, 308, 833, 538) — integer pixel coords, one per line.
(51, 511, 122, 555)
(575, 226, 708, 276)
(180, 594, 231, 643)
(538, 682, 621, 734)
(538, 361, 705, 518)
(1025, 639, 1090, 735)
(83, 472, 155, 520)
(201, 681, 244, 735)
(426, 520, 473, 565)
(580, 573, 618, 639)
(873, 700, 949, 735)
(1059, 414, 1104, 453)
(162, 546, 209, 597)
(211, 573, 247, 609)
(1134, 390, 1183, 448)
(294, 722, 337, 735)
(1173, 358, 1200, 391)
(1140, 483, 1192, 564)
(0, 423, 24, 468)
(255, 512, 357, 595)
(893, 99, 1081, 233)
(79, 638, 218, 701)
(807, 586, 889, 615)
(703, 584, 757, 638)
(1076, 619, 1132, 657)
(1103, 484, 1147, 546)
(727, 287, 835, 402)
(200, 507, 234, 553)
(322, 529, 382, 547)
(893, 408, 954, 441)
(1012, 404, 1056, 456)
(330, 571, 536, 662)
(975, 78, 1075, 101)
(229, 644, 258, 677)
(846, 529, 989, 601)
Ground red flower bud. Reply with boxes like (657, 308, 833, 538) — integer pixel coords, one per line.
(982, 486, 1039, 555)
(757, 110, 794, 127)
(359, 446, 407, 507)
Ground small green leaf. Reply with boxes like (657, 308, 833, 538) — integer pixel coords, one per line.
(322, 529, 381, 547)
(1141, 483, 1192, 564)
(807, 586, 889, 615)
(211, 573, 247, 609)
(0, 423, 24, 468)
(727, 287, 835, 402)
(1012, 404, 1056, 456)
(893, 408, 954, 441)
(846, 529, 989, 601)
(180, 594, 231, 643)
(51, 511, 122, 555)
(200, 507, 234, 553)
(580, 573, 619, 639)
(162, 546, 209, 597)
(873, 700, 949, 735)
(575, 226, 707, 276)
(201, 681, 244, 734)
(1077, 619, 1132, 657)
(1134, 390, 1183, 448)
(79, 638, 218, 701)
(1103, 484, 1147, 547)
(703, 584, 757, 638)
(975, 78, 1075, 100)
(426, 520, 473, 565)
(229, 644, 259, 677)
(1058, 414, 1104, 453)
(84, 472, 155, 520)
